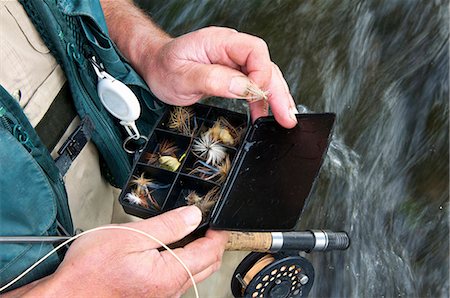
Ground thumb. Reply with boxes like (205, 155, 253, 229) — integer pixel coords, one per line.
(187, 63, 255, 100)
(126, 205, 202, 248)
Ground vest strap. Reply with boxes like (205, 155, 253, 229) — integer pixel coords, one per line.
(55, 116, 95, 175)
(35, 82, 77, 151)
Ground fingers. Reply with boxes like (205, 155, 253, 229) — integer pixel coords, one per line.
(186, 27, 272, 88)
(187, 62, 298, 128)
(249, 100, 269, 123)
(125, 205, 202, 248)
(179, 262, 221, 293)
(249, 63, 298, 128)
(175, 27, 272, 99)
(268, 63, 298, 128)
(193, 28, 298, 128)
(182, 63, 250, 103)
(160, 230, 229, 289)
(225, 33, 273, 88)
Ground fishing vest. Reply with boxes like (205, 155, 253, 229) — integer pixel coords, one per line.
(0, 0, 165, 290)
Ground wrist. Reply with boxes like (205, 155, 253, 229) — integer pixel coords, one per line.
(132, 28, 173, 77)
(11, 274, 60, 297)
(29, 270, 115, 297)
(100, 0, 173, 77)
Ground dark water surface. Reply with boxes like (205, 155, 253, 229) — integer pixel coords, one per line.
(136, 1, 449, 297)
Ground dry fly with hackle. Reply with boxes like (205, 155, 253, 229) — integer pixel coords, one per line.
(185, 187, 220, 217)
(124, 192, 149, 209)
(144, 139, 183, 172)
(213, 155, 231, 183)
(207, 117, 243, 146)
(188, 155, 231, 183)
(126, 173, 162, 210)
(192, 132, 227, 166)
(242, 81, 270, 112)
(168, 106, 196, 135)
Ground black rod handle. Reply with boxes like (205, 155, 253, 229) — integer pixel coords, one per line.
(281, 230, 350, 252)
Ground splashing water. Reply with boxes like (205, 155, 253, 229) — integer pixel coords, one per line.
(138, 1, 448, 297)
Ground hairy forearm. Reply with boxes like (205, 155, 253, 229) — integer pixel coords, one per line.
(100, 0, 172, 75)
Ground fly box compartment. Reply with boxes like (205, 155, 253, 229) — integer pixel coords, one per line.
(119, 103, 335, 231)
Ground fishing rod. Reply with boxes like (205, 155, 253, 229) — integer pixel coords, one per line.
(1, 230, 350, 297)
(0, 230, 349, 252)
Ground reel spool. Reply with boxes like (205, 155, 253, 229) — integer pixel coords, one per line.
(231, 252, 314, 298)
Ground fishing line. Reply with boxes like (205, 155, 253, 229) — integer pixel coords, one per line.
(243, 254, 275, 285)
(231, 252, 315, 297)
(0, 226, 199, 298)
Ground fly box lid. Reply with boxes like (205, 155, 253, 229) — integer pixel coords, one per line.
(119, 103, 335, 232)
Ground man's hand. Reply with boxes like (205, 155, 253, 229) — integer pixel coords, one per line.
(7, 206, 227, 297)
(102, 0, 298, 128)
(142, 27, 299, 128)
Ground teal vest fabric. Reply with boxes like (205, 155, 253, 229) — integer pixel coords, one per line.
(1, 0, 165, 291)
(20, 0, 165, 187)
(0, 86, 72, 290)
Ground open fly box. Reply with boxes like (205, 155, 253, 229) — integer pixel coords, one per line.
(119, 103, 335, 232)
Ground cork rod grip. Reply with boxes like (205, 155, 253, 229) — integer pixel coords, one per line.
(225, 232, 272, 252)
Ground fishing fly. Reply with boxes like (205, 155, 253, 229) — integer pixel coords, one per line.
(188, 156, 231, 183)
(167, 106, 197, 135)
(242, 81, 270, 112)
(144, 139, 186, 172)
(125, 173, 170, 210)
(185, 187, 220, 217)
(192, 132, 227, 166)
(207, 117, 243, 146)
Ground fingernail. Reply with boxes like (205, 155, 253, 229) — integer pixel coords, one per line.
(178, 206, 202, 227)
(289, 106, 299, 122)
(229, 76, 250, 97)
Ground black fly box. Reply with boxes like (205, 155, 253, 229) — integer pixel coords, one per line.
(119, 103, 335, 231)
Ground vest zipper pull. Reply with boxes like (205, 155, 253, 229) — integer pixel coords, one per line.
(0, 106, 11, 131)
(0, 106, 34, 151)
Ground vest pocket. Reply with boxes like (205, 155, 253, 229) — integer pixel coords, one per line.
(0, 129, 60, 291)
(79, 18, 165, 120)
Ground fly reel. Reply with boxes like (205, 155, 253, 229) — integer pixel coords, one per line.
(231, 252, 315, 298)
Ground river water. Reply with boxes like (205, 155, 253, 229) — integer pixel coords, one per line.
(136, 1, 449, 297)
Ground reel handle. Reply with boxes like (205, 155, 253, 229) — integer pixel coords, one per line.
(225, 230, 350, 252)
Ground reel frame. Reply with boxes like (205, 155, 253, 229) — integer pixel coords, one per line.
(231, 252, 315, 298)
